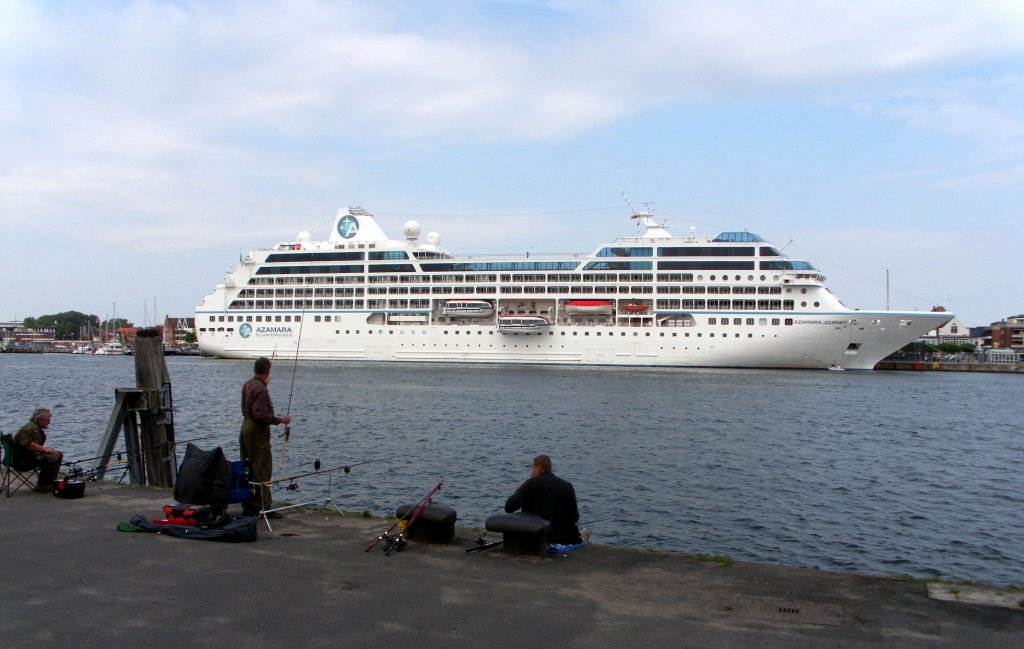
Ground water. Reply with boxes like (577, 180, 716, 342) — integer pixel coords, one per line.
(2, 353, 1022, 586)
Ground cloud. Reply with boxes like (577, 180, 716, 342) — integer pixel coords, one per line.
(1, 0, 1021, 248)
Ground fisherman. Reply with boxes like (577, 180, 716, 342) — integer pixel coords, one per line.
(505, 454, 587, 548)
(239, 357, 291, 518)
(13, 407, 64, 493)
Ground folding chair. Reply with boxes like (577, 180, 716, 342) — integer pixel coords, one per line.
(2, 433, 40, 497)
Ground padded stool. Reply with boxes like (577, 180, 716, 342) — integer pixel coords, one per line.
(485, 512, 551, 554)
(395, 502, 457, 543)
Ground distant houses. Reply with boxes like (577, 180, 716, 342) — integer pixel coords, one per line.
(1, 317, 196, 353)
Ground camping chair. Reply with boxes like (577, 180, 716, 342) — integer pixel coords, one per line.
(2, 433, 40, 497)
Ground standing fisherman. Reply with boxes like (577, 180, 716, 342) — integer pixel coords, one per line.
(240, 357, 291, 518)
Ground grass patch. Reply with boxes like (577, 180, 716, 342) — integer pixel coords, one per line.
(682, 552, 733, 567)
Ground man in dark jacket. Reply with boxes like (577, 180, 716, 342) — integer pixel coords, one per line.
(505, 454, 583, 546)
(14, 406, 63, 493)
(239, 357, 291, 516)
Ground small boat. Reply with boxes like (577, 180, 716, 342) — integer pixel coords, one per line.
(497, 315, 551, 333)
(94, 341, 127, 355)
(828, 363, 845, 371)
(565, 299, 613, 315)
(621, 302, 650, 313)
(443, 300, 494, 317)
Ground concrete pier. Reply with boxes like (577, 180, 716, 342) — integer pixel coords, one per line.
(1, 484, 1021, 648)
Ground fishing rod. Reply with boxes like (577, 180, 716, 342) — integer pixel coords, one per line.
(55, 434, 220, 471)
(277, 298, 308, 471)
(366, 477, 445, 554)
(257, 455, 394, 489)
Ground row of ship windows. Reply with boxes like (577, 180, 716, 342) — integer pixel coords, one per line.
(234, 285, 788, 298)
(254, 261, 815, 274)
(201, 324, 798, 337)
(264, 245, 781, 262)
(226, 298, 809, 311)
(245, 272, 793, 286)
(201, 316, 797, 329)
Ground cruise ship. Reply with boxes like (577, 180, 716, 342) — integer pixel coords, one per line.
(195, 205, 952, 369)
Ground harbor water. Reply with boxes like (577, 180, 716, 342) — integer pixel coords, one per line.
(1, 353, 1021, 586)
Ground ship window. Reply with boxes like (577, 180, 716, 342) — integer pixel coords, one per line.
(708, 318, 716, 324)
(772, 318, 780, 325)
(733, 318, 742, 325)
(746, 318, 755, 325)
(275, 316, 282, 322)
(813, 301, 820, 307)
(785, 318, 793, 325)
(314, 316, 321, 322)
(710, 333, 714, 337)
(800, 302, 807, 307)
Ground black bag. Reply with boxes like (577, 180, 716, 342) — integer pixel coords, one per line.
(127, 514, 258, 542)
(52, 478, 85, 499)
(174, 443, 231, 509)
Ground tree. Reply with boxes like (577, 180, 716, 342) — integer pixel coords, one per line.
(23, 311, 100, 340)
(182, 331, 197, 344)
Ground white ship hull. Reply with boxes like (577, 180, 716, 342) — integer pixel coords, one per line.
(196, 310, 944, 370)
(196, 205, 953, 370)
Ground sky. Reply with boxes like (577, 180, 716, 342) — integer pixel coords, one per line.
(1, 0, 1022, 329)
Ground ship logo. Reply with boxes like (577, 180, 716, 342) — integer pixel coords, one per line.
(239, 323, 252, 338)
(337, 215, 359, 239)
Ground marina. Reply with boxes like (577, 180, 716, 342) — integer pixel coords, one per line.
(194, 206, 953, 369)
(1, 353, 1021, 587)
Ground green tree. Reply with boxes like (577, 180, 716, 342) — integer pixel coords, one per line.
(182, 331, 197, 344)
(23, 311, 101, 340)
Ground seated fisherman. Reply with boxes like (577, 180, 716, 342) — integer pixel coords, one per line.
(14, 407, 64, 493)
(505, 454, 584, 547)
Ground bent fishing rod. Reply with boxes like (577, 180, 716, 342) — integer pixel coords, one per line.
(366, 477, 445, 554)
(277, 299, 307, 471)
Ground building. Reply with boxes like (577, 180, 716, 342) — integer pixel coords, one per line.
(990, 314, 1024, 355)
(0, 321, 55, 351)
(162, 316, 196, 349)
(922, 307, 975, 346)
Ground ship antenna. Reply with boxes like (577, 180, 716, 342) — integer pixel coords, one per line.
(621, 191, 639, 216)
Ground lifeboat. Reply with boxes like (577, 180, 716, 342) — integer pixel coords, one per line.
(621, 302, 650, 313)
(497, 315, 551, 333)
(443, 300, 494, 317)
(565, 299, 613, 315)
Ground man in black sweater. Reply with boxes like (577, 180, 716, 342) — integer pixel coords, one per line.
(505, 454, 583, 546)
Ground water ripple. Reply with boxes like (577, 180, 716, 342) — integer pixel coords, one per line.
(2, 355, 1022, 586)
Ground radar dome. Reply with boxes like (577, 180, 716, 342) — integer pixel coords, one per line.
(403, 220, 421, 241)
(426, 232, 441, 246)
(297, 230, 311, 242)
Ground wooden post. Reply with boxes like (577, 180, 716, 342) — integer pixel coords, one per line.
(134, 328, 176, 487)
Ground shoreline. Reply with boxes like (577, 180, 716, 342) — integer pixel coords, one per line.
(3, 482, 1021, 648)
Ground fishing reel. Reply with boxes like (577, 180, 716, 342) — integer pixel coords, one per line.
(382, 533, 408, 555)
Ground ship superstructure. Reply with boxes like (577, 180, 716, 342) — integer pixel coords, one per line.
(195, 206, 952, 369)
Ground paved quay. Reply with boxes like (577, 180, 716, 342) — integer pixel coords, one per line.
(2, 483, 1021, 649)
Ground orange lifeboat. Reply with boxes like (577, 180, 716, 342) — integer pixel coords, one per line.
(621, 302, 650, 313)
